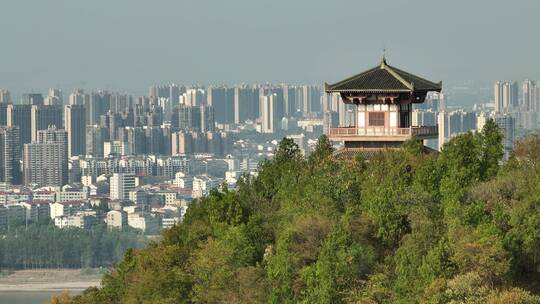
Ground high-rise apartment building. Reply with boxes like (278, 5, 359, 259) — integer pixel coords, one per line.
(283, 85, 296, 116)
(171, 131, 193, 155)
(200, 105, 215, 133)
(171, 130, 229, 156)
(301, 85, 321, 114)
(535, 81, 540, 112)
(149, 85, 168, 99)
(142, 126, 171, 155)
(65, 105, 86, 157)
(522, 80, 535, 111)
(260, 94, 276, 133)
(495, 114, 515, 158)
(119, 127, 144, 154)
(171, 105, 215, 132)
(44, 88, 63, 106)
(149, 84, 183, 102)
(522, 80, 540, 112)
(68, 89, 89, 106)
(109, 93, 133, 113)
(411, 109, 438, 127)
(0, 89, 11, 103)
(22, 93, 44, 106)
(267, 87, 285, 124)
(494, 81, 503, 113)
(504, 81, 519, 109)
(0, 126, 21, 184)
(30, 105, 63, 142)
(494, 81, 518, 113)
(104, 141, 132, 157)
(6, 104, 32, 150)
(112, 125, 170, 156)
(170, 84, 180, 105)
(23, 127, 68, 186)
(86, 91, 111, 126)
(234, 86, 258, 124)
(323, 111, 339, 135)
(86, 125, 109, 157)
(207, 86, 235, 124)
(301, 85, 311, 114)
(183, 89, 205, 107)
(437, 110, 478, 150)
(0, 104, 8, 126)
(36, 126, 68, 158)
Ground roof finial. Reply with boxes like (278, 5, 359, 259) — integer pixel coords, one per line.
(380, 48, 387, 67)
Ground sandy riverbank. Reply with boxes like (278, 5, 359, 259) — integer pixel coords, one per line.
(0, 269, 101, 292)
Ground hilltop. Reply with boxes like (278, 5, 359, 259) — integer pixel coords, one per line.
(55, 120, 540, 303)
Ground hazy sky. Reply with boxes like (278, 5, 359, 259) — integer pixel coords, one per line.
(1, 0, 539, 96)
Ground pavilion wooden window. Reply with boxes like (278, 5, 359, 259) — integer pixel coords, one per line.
(368, 112, 385, 127)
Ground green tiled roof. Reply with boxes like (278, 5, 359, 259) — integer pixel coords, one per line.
(325, 58, 442, 93)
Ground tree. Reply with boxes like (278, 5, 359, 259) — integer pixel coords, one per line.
(402, 137, 424, 156)
(309, 135, 334, 164)
(486, 288, 540, 304)
(64, 131, 540, 304)
(479, 119, 504, 180)
(275, 137, 302, 165)
(449, 225, 510, 285)
(438, 132, 482, 221)
(302, 222, 375, 303)
(510, 132, 540, 167)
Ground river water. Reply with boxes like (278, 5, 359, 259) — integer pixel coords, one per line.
(0, 290, 81, 304)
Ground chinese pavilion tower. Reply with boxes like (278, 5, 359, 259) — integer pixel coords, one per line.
(325, 57, 441, 154)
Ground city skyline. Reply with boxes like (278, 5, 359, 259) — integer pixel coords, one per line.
(1, 0, 539, 96)
(2, 2, 540, 303)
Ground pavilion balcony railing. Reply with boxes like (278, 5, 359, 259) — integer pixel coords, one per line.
(328, 125, 438, 137)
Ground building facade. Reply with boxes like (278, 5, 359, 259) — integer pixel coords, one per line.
(65, 105, 86, 157)
(325, 58, 441, 153)
(110, 173, 137, 201)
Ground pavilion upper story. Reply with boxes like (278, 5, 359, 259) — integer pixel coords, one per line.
(325, 58, 442, 146)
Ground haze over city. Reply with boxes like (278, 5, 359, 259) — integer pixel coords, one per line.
(1, 0, 539, 96)
(2, 1, 540, 303)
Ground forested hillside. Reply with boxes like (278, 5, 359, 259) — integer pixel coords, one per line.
(59, 120, 540, 303)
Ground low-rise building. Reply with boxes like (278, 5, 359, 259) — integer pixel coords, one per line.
(54, 213, 96, 229)
(174, 172, 193, 189)
(156, 191, 177, 206)
(110, 173, 137, 201)
(128, 212, 160, 234)
(225, 171, 240, 185)
(50, 201, 84, 219)
(161, 216, 180, 230)
(5, 204, 26, 225)
(32, 191, 56, 202)
(128, 189, 148, 206)
(107, 200, 123, 211)
(56, 189, 88, 202)
(19, 201, 51, 223)
(106, 210, 128, 230)
(0, 191, 32, 205)
(192, 175, 220, 198)
(89, 196, 108, 208)
(123, 205, 141, 214)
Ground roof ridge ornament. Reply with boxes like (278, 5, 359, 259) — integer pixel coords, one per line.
(381, 49, 387, 67)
